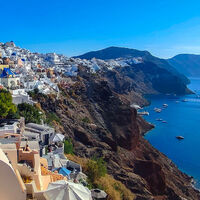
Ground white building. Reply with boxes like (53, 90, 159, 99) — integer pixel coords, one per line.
(11, 89, 36, 105)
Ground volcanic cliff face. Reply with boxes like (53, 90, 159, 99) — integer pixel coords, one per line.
(36, 67, 200, 200)
(102, 61, 191, 96)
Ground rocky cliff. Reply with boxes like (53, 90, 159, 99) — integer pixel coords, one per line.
(102, 61, 191, 96)
(36, 66, 200, 200)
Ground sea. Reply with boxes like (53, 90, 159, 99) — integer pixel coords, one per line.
(142, 78, 200, 188)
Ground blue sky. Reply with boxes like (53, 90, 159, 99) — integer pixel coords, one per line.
(1, 0, 200, 58)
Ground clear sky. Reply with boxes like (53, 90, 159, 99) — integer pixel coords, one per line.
(1, 0, 200, 58)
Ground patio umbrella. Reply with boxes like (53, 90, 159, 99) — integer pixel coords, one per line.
(44, 180, 92, 200)
(91, 189, 107, 199)
(52, 134, 65, 142)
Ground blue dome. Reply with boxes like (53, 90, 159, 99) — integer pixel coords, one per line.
(0, 68, 15, 78)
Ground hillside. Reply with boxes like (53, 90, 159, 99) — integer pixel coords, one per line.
(104, 61, 191, 95)
(168, 54, 200, 77)
(0, 41, 198, 199)
(33, 66, 200, 200)
(75, 46, 190, 85)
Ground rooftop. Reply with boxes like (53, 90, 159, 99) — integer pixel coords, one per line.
(0, 67, 15, 78)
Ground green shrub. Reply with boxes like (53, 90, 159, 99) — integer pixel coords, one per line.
(45, 112, 61, 125)
(95, 157, 107, 177)
(0, 89, 17, 119)
(45, 146, 48, 155)
(28, 88, 47, 99)
(18, 103, 42, 124)
(28, 88, 39, 97)
(81, 116, 90, 123)
(64, 139, 74, 154)
(86, 157, 107, 184)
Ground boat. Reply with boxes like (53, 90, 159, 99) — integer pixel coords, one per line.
(182, 99, 188, 102)
(154, 108, 162, 113)
(163, 104, 168, 107)
(162, 121, 167, 123)
(156, 118, 163, 121)
(131, 104, 141, 110)
(176, 136, 184, 140)
(138, 111, 149, 116)
(155, 109, 162, 113)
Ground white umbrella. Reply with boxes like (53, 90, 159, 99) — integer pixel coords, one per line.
(51, 134, 65, 143)
(44, 180, 92, 200)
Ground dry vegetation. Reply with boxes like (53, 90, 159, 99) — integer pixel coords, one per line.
(66, 154, 135, 200)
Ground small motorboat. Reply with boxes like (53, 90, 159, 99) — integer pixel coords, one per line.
(176, 136, 184, 140)
(163, 104, 168, 108)
(138, 111, 149, 116)
(182, 99, 188, 102)
(131, 104, 141, 110)
(156, 118, 163, 121)
(154, 108, 162, 113)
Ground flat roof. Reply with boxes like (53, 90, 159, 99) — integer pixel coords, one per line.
(23, 131, 40, 137)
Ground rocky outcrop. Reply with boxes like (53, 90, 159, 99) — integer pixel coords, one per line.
(102, 61, 192, 96)
(133, 160, 166, 195)
(35, 68, 200, 200)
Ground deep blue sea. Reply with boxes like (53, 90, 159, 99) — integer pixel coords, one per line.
(142, 78, 200, 188)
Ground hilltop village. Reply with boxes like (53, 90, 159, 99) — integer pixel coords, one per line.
(0, 42, 200, 200)
(0, 42, 112, 200)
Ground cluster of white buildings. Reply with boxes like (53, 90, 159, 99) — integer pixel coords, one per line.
(0, 41, 144, 107)
(0, 42, 75, 96)
(0, 41, 144, 90)
(0, 42, 73, 104)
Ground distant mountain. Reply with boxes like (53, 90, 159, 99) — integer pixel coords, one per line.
(75, 47, 190, 84)
(168, 54, 200, 77)
(75, 46, 151, 60)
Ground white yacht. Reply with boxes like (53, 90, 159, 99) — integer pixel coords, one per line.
(154, 108, 162, 113)
(138, 111, 149, 116)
